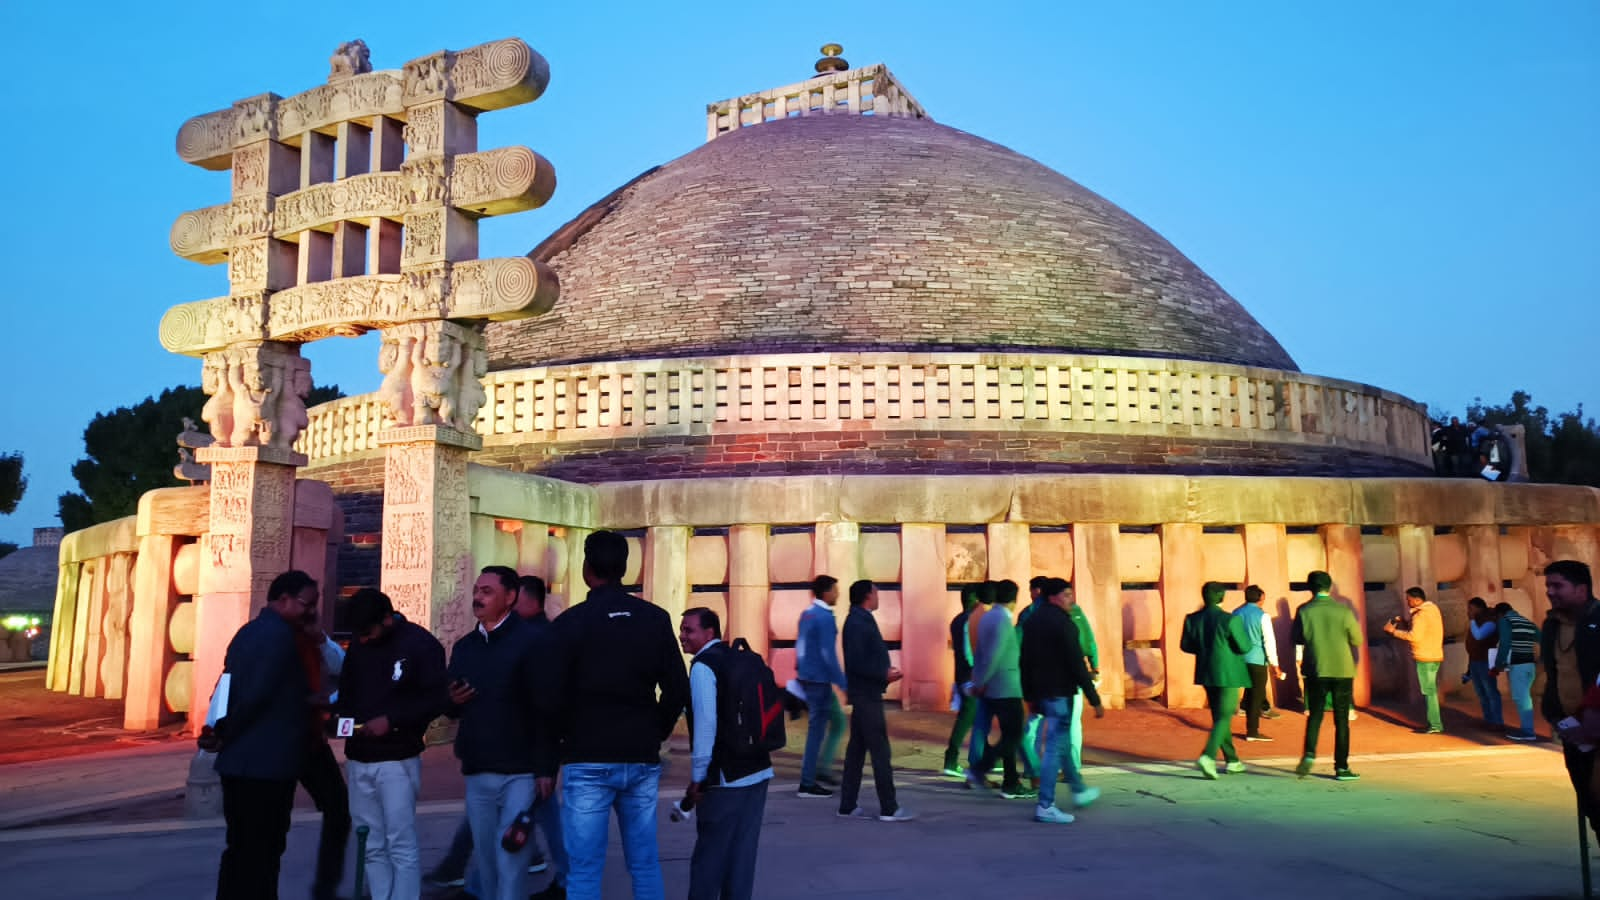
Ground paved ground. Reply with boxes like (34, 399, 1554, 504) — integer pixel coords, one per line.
(1, 668, 1591, 898)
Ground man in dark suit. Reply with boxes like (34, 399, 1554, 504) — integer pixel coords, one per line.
(213, 570, 319, 900)
(1180, 581, 1252, 780)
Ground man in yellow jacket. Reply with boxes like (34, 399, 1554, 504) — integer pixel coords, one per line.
(1385, 587, 1445, 733)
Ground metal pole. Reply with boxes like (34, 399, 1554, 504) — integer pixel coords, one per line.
(353, 824, 370, 900)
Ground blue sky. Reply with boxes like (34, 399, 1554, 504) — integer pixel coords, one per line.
(1, 2, 1595, 544)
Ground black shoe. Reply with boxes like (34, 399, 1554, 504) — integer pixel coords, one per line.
(531, 882, 567, 900)
(797, 783, 833, 798)
(816, 773, 840, 787)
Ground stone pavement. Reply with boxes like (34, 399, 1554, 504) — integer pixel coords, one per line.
(0, 742, 1589, 899)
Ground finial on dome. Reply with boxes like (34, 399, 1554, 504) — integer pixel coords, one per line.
(814, 44, 849, 74)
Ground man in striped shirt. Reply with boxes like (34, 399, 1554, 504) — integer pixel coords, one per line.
(1492, 601, 1541, 741)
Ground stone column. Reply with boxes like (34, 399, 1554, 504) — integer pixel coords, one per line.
(1393, 524, 1435, 708)
(985, 523, 1031, 586)
(46, 563, 82, 692)
(644, 525, 691, 620)
(901, 524, 949, 711)
(379, 426, 477, 641)
(1159, 523, 1204, 709)
(815, 522, 860, 633)
(1243, 523, 1290, 708)
(1462, 525, 1505, 611)
(125, 535, 180, 730)
(1321, 524, 1370, 706)
(1074, 524, 1124, 708)
(190, 445, 303, 734)
(562, 527, 591, 615)
(727, 525, 770, 656)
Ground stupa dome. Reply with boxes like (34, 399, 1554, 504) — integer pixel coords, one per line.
(487, 114, 1297, 373)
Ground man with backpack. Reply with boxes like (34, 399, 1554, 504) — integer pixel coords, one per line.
(679, 607, 775, 900)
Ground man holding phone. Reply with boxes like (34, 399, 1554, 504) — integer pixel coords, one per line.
(446, 566, 565, 900)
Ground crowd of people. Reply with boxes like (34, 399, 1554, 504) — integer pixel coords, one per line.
(1431, 416, 1514, 481)
(203, 536, 1600, 900)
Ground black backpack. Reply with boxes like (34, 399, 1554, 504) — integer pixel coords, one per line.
(708, 638, 787, 767)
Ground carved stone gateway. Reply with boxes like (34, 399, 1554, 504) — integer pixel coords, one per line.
(162, 38, 559, 721)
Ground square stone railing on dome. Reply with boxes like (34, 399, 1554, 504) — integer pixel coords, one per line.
(705, 64, 928, 141)
(295, 353, 1432, 466)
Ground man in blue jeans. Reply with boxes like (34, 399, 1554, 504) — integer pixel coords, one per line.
(537, 531, 690, 900)
(446, 566, 565, 900)
(1020, 577, 1104, 823)
(796, 575, 847, 798)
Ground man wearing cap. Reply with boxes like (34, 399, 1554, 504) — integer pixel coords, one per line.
(338, 588, 449, 900)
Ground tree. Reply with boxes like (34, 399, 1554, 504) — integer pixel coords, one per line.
(0, 451, 24, 515)
(59, 383, 344, 531)
(1463, 390, 1600, 487)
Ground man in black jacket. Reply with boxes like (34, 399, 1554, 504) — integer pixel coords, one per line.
(1544, 560, 1600, 839)
(339, 588, 448, 900)
(538, 531, 689, 900)
(941, 585, 981, 777)
(838, 580, 915, 822)
(448, 566, 560, 900)
(213, 569, 317, 900)
(1020, 578, 1104, 825)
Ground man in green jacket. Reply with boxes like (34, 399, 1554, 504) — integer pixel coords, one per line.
(1180, 582, 1252, 779)
(1292, 571, 1363, 781)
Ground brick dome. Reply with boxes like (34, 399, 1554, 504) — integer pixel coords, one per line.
(486, 114, 1297, 372)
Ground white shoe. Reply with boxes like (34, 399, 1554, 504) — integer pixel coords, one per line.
(1035, 804, 1076, 824)
(1225, 761, 1246, 775)
(879, 806, 917, 822)
(1071, 787, 1100, 808)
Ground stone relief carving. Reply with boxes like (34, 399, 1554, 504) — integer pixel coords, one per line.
(169, 205, 230, 261)
(377, 331, 417, 432)
(402, 209, 444, 264)
(329, 40, 372, 81)
(403, 155, 448, 205)
(403, 54, 450, 104)
(198, 344, 310, 449)
(374, 322, 486, 432)
(272, 172, 407, 236)
(402, 103, 442, 158)
(229, 196, 273, 240)
(233, 95, 277, 145)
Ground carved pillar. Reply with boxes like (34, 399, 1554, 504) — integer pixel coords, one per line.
(814, 521, 861, 634)
(1159, 524, 1204, 709)
(190, 445, 303, 734)
(727, 525, 770, 656)
(379, 426, 477, 641)
(1321, 525, 1370, 706)
(985, 523, 1031, 586)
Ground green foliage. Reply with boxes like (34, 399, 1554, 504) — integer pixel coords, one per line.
(0, 452, 24, 515)
(58, 383, 344, 532)
(1465, 390, 1600, 487)
(0, 541, 17, 561)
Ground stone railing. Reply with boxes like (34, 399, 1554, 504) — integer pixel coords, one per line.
(297, 352, 1432, 466)
(706, 63, 928, 141)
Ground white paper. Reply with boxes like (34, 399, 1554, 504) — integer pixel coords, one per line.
(205, 673, 231, 728)
(1487, 647, 1498, 669)
(335, 717, 356, 738)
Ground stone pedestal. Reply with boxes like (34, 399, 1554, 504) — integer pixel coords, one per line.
(190, 446, 304, 734)
(379, 426, 478, 640)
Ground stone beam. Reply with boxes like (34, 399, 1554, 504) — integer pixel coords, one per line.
(159, 258, 556, 355)
(176, 39, 550, 170)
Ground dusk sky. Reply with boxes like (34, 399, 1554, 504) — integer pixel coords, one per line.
(1, 2, 1595, 545)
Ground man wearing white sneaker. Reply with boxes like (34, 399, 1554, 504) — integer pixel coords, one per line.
(1020, 578, 1104, 824)
(838, 580, 915, 822)
(1181, 582, 1253, 780)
